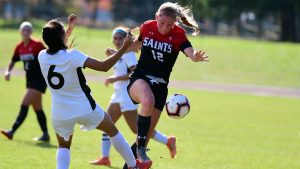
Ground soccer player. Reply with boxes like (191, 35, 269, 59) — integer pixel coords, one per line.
(90, 27, 176, 166)
(123, 2, 209, 168)
(1, 21, 50, 142)
(38, 15, 150, 169)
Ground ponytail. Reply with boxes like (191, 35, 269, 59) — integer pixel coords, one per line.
(177, 6, 200, 36)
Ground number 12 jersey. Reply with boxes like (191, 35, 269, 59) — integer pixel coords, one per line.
(134, 20, 192, 83)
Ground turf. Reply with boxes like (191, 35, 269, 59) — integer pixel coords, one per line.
(0, 76, 299, 169)
(1, 20, 300, 87)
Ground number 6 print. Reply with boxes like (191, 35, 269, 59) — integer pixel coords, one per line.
(47, 65, 65, 89)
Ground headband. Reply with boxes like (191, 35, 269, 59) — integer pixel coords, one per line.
(112, 28, 127, 37)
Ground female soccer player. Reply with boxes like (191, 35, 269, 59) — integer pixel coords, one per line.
(38, 15, 150, 169)
(90, 27, 176, 166)
(1, 21, 50, 142)
(124, 2, 209, 168)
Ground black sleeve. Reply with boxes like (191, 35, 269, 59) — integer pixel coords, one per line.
(180, 40, 192, 52)
(11, 56, 20, 62)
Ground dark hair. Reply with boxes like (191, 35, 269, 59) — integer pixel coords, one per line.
(42, 20, 67, 55)
(156, 2, 200, 36)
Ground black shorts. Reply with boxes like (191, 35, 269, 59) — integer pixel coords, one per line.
(127, 74, 168, 111)
(26, 80, 47, 93)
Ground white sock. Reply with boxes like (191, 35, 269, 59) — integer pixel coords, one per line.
(102, 132, 111, 157)
(56, 148, 70, 169)
(110, 132, 136, 168)
(153, 130, 168, 145)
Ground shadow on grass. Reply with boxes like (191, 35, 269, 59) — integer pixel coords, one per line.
(16, 139, 57, 149)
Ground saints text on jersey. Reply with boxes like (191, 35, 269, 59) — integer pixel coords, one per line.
(143, 37, 172, 53)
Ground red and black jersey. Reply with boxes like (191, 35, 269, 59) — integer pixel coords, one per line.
(135, 20, 192, 82)
(11, 38, 45, 82)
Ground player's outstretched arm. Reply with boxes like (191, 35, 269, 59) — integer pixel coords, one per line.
(65, 14, 76, 44)
(84, 35, 133, 72)
(105, 38, 142, 55)
(184, 47, 209, 62)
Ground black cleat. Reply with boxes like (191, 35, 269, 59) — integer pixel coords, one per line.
(33, 133, 50, 142)
(136, 147, 152, 167)
(0, 130, 13, 140)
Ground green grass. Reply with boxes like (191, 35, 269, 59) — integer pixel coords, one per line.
(0, 76, 299, 169)
(1, 20, 300, 87)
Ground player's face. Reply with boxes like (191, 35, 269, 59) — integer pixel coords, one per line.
(156, 14, 176, 35)
(112, 33, 125, 49)
(20, 27, 32, 41)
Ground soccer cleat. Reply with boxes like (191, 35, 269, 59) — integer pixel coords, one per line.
(136, 147, 152, 168)
(128, 159, 152, 169)
(90, 157, 111, 166)
(0, 130, 13, 140)
(167, 136, 177, 158)
(33, 133, 50, 142)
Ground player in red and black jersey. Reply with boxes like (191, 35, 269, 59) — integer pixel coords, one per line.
(123, 2, 209, 168)
(1, 22, 50, 142)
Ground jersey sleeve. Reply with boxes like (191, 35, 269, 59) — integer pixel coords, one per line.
(180, 33, 192, 52)
(11, 45, 21, 62)
(72, 50, 89, 68)
(124, 52, 137, 68)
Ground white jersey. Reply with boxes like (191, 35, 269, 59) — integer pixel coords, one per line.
(113, 51, 137, 89)
(38, 49, 96, 120)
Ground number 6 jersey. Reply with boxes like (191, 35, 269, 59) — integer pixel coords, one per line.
(38, 49, 96, 120)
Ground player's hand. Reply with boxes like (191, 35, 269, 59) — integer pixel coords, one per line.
(104, 77, 116, 87)
(67, 14, 76, 28)
(193, 50, 209, 62)
(105, 48, 117, 56)
(122, 34, 133, 49)
(4, 71, 10, 81)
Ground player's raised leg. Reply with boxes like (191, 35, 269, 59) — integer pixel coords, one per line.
(128, 79, 154, 165)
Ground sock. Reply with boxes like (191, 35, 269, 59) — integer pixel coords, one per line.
(110, 132, 136, 168)
(153, 130, 168, 145)
(11, 105, 29, 133)
(137, 115, 151, 148)
(35, 110, 48, 133)
(123, 142, 137, 169)
(102, 132, 111, 157)
(56, 148, 70, 169)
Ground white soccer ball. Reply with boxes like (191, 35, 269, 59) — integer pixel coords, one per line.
(165, 94, 190, 119)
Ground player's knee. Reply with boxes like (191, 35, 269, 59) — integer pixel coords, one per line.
(141, 94, 155, 109)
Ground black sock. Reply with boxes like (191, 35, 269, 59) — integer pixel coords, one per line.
(11, 105, 29, 133)
(35, 110, 48, 134)
(137, 115, 151, 149)
(122, 142, 137, 169)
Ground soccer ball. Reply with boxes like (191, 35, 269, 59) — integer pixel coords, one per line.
(165, 94, 190, 119)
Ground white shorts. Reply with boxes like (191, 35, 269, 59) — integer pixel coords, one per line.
(52, 105, 105, 141)
(110, 88, 138, 112)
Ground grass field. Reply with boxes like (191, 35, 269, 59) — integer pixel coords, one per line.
(0, 20, 300, 169)
(0, 76, 300, 169)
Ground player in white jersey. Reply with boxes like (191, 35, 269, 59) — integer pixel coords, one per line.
(90, 27, 176, 166)
(38, 15, 151, 169)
